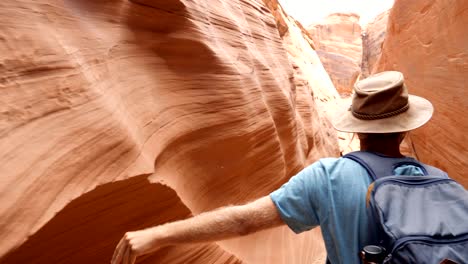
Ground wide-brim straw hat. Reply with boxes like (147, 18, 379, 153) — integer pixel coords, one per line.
(332, 71, 433, 133)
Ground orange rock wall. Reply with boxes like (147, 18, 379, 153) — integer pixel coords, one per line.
(376, 0, 468, 187)
(263, 0, 340, 161)
(308, 13, 363, 96)
(0, 0, 337, 263)
(361, 10, 389, 78)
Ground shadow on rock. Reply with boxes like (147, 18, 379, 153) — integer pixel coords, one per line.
(1, 175, 191, 264)
(124, 0, 231, 75)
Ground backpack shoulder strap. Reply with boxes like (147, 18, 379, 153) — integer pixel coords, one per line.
(343, 151, 448, 181)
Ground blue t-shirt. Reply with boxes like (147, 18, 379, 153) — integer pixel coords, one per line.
(270, 157, 425, 264)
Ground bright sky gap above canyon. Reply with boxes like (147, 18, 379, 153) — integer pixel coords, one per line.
(279, 0, 395, 26)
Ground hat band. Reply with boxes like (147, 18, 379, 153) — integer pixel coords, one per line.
(352, 103, 410, 120)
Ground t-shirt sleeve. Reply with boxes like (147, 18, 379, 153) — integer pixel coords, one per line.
(270, 160, 331, 233)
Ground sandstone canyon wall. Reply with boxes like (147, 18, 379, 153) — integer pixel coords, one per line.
(263, 0, 340, 162)
(0, 0, 338, 263)
(361, 10, 390, 78)
(376, 0, 468, 187)
(307, 13, 363, 96)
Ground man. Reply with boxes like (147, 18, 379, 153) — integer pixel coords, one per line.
(111, 71, 436, 264)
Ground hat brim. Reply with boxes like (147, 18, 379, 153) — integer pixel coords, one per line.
(332, 95, 433, 133)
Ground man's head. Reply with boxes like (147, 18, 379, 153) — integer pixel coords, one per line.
(332, 71, 433, 134)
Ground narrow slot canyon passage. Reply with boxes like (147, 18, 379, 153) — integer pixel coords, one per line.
(0, 0, 466, 263)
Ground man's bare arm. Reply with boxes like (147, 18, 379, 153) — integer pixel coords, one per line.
(111, 195, 284, 264)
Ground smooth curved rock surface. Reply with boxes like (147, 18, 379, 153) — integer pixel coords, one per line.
(307, 13, 363, 96)
(376, 0, 468, 187)
(263, 0, 339, 161)
(1, 175, 242, 264)
(0, 0, 337, 263)
(361, 10, 389, 78)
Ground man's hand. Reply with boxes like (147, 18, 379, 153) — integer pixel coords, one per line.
(111, 229, 160, 264)
(110, 196, 283, 263)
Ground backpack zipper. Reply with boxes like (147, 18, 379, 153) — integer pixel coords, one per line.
(390, 233, 468, 255)
(373, 177, 453, 189)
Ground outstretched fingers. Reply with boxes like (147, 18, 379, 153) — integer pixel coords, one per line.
(112, 233, 137, 264)
(124, 244, 137, 264)
(129, 254, 137, 264)
(112, 229, 159, 264)
(123, 245, 130, 264)
(111, 236, 126, 264)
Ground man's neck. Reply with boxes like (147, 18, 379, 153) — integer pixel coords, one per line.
(360, 144, 404, 158)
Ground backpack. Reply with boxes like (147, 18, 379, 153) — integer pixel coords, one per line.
(344, 151, 468, 264)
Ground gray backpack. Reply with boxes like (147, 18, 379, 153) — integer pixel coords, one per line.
(344, 151, 468, 264)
